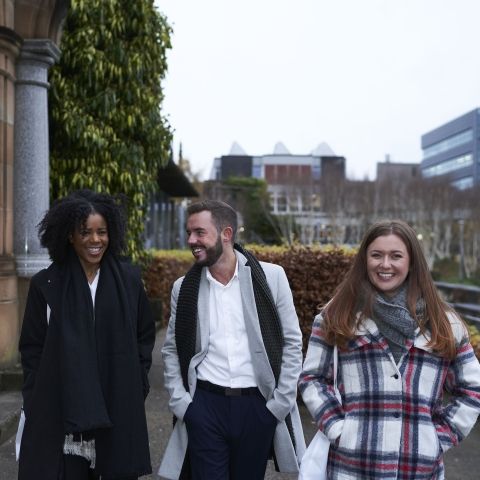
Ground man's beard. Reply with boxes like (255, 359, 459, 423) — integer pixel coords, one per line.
(196, 236, 223, 267)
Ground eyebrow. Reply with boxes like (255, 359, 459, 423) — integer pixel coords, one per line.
(369, 249, 405, 254)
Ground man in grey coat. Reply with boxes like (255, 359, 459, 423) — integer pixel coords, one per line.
(159, 200, 305, 480)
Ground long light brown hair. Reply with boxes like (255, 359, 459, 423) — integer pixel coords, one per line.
(323, 220, 459, 359)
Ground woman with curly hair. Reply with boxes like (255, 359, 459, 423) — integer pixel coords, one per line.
(18, 189, 155, 480)
(299, 220, 480, 479)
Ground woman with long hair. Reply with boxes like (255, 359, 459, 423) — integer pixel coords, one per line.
(18, 189, 155, 479)
(299, 220, 480, 479)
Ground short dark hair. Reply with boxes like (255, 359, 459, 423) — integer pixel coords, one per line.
(187, 200, 238, 241)
(38, 189, 127, 263)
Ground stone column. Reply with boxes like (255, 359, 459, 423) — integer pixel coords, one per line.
(14, 39, 60, 277)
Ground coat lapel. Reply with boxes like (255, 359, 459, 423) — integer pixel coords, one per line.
(413, 328, 433, 352)
(348, 317, 377, 350)
(236, 252, 276, 396)
(237, 252, 263, 347)
(187, 268, 211, 387)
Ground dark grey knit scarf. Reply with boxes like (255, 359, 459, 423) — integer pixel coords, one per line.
(372, 285, 424, 363)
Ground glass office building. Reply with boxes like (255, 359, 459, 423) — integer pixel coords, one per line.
(421, 108, 480, 189)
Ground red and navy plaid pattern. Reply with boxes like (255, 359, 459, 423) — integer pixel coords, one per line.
(299, 314, 480, 479)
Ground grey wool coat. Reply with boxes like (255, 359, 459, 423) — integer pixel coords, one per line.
(159, 251, 306, 479)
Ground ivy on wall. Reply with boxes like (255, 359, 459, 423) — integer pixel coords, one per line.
(49, 0, 173, 258)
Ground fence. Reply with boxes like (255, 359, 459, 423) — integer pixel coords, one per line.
(435, 282, 480, 327)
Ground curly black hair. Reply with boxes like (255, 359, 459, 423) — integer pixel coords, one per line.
(38, 189, 127, 263)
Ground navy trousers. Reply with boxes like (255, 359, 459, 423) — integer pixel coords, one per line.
(184, 384, 278, 480)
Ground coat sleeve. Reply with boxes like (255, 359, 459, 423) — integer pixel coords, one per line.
(434, 319, 480, 452)
(161, 277, 193, 421)
(298, 313, 345, 442)
(18, 274, 48, 417)
(265, 265, 304, 421)
(135, 274, 156, 399)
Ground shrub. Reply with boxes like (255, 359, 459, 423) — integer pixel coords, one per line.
(142, 245, 480, 360)
(142, 245, 355, 352)
(141, 249, 192, 325)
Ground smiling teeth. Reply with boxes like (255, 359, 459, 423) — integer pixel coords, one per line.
(378, 273, 394, 278)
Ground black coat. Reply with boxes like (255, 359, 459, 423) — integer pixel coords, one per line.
(18, 260, 155, 479)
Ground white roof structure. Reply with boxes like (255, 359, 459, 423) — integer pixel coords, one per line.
(227, 141, 335, 157)
(311, 142, 335, 156)
(229, 141, 247, 155)
(273, 142, 290, 155)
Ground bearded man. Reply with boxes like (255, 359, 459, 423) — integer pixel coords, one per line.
(159, 200, 305, 480)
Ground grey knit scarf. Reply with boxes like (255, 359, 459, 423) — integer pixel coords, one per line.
(372, 285, 424, 363)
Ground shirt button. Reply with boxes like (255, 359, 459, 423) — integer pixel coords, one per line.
(393, 374, 399, 379)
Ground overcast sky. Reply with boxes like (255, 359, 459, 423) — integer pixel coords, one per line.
(155, 0, 480, 180)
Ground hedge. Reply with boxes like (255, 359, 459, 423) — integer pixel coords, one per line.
(142, 245, 480, 359)
(142, 245, 355, 352)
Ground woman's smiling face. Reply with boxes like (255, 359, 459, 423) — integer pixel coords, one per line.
(366, 234, 410, 297)
(70, 213, 109, 274)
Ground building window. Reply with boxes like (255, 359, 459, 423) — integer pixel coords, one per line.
(422, 129, 473, 159)
(252, 161, 262, 179)
(422, 153, 473, 177)
(451, 176, 474, 190)
(277, 196, 287, 212)
(288, 195, 299, 212)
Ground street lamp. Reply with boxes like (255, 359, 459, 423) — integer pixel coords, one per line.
(458, 219, 467, 281)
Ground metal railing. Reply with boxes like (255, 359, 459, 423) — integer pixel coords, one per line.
(435, 281, 480, 327)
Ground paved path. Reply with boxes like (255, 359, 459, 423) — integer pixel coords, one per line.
(1, 328, 479, 479)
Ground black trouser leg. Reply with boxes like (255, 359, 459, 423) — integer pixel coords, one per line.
(185, 387, 277, 480)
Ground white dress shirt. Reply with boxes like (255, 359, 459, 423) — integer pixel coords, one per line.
(196, 261, 257, 388)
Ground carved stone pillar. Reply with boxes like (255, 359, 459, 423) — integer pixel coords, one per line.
(14, 39, 60, 277)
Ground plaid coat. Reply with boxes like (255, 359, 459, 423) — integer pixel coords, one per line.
(299, 313, 480, 480)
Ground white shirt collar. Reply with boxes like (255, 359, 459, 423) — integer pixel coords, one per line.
(206, 259, 239, 287)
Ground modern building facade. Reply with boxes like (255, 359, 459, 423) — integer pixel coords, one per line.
(377, 159, 420, 183)
(210, 142, 347, 244)
(420, 108, 480, 189)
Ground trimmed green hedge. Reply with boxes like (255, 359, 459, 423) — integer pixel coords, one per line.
(142, 245, 355, 352)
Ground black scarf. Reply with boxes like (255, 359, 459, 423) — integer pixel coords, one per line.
(175, 243, 296, 466)
(60, 250, 134, 434)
